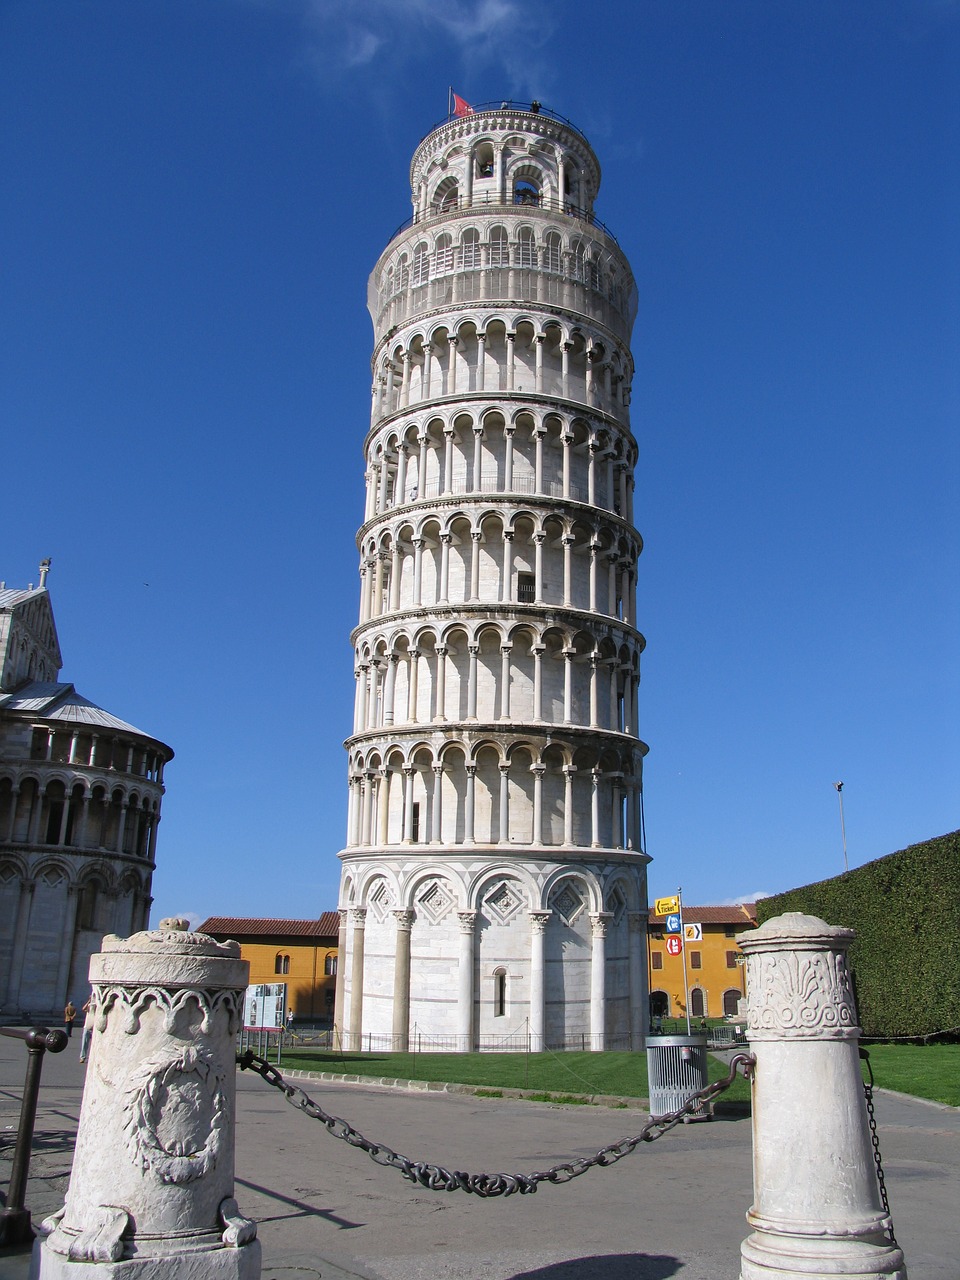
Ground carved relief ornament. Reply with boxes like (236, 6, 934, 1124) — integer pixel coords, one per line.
(742, 947, 859, 1042)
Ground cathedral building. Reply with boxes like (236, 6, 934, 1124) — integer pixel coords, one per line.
(0, 563, 173, 1021)
(336, 102, 648, 1052)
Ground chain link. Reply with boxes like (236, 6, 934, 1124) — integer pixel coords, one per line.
(859, 1047, 898, 1247)
(237, 1048, 755, 1199)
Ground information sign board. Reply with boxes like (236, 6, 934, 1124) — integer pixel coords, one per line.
(244, 982, 286, 1032)
(683, 923, 703, 942)
(655, 895, 680, 916)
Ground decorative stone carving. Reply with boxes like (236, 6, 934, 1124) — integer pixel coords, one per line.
(34, 923, 260, 1279)
(739, 912, 858, 1042)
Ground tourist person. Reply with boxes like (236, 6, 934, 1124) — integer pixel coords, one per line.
(63, 1000, 77, 1038)
(79, 995, 96, 1062)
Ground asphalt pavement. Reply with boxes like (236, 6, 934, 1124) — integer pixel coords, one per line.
(2, 1032, 957, 1280)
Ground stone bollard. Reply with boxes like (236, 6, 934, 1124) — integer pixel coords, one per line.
(737, 913, 905, 1280)
(33, 919, 261, 1280)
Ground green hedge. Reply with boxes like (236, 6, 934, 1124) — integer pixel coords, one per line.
(756, 830, 960, 1038)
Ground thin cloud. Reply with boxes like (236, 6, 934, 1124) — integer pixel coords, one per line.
(298, 0, 555, 97)
(717, 892, 771, 907)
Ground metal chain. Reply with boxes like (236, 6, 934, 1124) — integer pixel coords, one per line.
(859, 1047, 898, 1247)
(237, 1048, 755, 1199)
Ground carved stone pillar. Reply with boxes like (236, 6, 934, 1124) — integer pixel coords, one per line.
(589, 912, 612, 1051)
(456, 911, 477, 1050)
(391, 910, 414, 1051)
(527, 911, 552, 1051)
(333, 909, 348, 1046)
(347, 908, 367, 1051)
(36, 921, 260, 1279)
(738, 914, 905, 1280)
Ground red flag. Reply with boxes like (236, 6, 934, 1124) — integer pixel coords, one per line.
(452, 92, 474, 118)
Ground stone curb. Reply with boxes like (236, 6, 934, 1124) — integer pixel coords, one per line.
(277, 1066, 651, 1110)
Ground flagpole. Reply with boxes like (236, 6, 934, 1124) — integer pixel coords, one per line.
(448, 86, 452, 119)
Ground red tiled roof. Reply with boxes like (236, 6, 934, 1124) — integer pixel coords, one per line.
(198, 913, 340, 939)
(648, 903, 758, 926)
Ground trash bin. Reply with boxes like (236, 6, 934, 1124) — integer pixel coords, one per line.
(645, 1034, 711, 1120)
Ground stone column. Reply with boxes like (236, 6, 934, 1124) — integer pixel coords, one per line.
(466, 645, 479, 719)
(531, 764, 545, 844)
(391, 911, 414, 1051)
(431, 766, 444, 842)
(589, 913, 611, 1051)
(456, 912, 477, 1051)
(53, 887, 80, 1007)
(35, 921, 260, 1280)
(504, 426, 515, 489)
(463, 765, 476, 845)
(528, 911, 552, 1051)
(499, 646, 512, 719)
(347, 908, 366, 1051)
(472, 426, 483, 491)
(333, 909, 348, 1047)
(469, 532, 481, 600)
(412, 538, 424, 605)
(738, 913, 906, 1280)
(498, 764, 510, 844)
(562, 767, 575, 845)
(627, 911, 646, 1050)
(533, 532, 545, 602)
(532, 645, 544, 719)
(5, 879, 36, 1007)
(407, 649, 420, 722)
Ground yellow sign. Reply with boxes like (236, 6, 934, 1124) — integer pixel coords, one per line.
(654, 895, 680, 916)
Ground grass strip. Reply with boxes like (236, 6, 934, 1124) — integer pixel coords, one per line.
(861, 1044, 960, 1107)
(275, 1048, 753, 1105)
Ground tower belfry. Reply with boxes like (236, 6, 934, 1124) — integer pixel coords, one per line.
(337, 102, 649, 1052)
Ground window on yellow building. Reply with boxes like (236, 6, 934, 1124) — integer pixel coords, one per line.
(690, 950, 702, 969)
(324, 954, 338, 976)
(726, 951, 738, 968)
(651, 952, 663, 970)
(275, 953, 290, 975)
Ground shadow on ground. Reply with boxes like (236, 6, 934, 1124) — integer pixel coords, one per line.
(511, 1256, 682, 1279)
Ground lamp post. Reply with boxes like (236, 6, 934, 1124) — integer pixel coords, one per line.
(834, 781, 848, 872)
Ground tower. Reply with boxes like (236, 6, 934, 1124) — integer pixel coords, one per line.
(337, 102, 648, 1052)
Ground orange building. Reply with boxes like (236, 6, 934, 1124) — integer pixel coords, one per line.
(198, 914, 339, 1025)
(647, 903, 757, 1022)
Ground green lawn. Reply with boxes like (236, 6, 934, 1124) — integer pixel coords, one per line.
(861, 1044, 960, 1108)
(273, 1047, 752, 1105)
(270, 1042, 960, 1109)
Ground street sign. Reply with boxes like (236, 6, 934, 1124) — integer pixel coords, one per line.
(655, 895, 680, 915)
(666, 936, 682, 956)
(665, 914, 682, 934)
(684, 923, 703, 942)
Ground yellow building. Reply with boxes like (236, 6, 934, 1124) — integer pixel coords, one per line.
(198, 914, 339, 1025)
(648, 903, 757, 1023)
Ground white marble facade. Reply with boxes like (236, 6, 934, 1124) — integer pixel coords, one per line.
(0, 567, 173, 1022)
(338, 105, 648, 1050)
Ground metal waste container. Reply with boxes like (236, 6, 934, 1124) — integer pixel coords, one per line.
(645, 1034, 710, 1120)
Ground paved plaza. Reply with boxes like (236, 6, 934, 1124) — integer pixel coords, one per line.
(1, 1033, 958, 1280)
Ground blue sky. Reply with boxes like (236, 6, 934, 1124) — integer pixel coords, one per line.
(2, 1, 957, 924)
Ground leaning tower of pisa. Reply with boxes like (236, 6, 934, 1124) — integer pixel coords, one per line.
(336, 102, 648, 1052)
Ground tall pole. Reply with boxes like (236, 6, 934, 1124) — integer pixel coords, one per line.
(834, 781, 848, 872)
(678, 887, 691, 1036)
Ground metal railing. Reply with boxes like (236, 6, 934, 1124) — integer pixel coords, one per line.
(0, 1026, 68, 1246)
